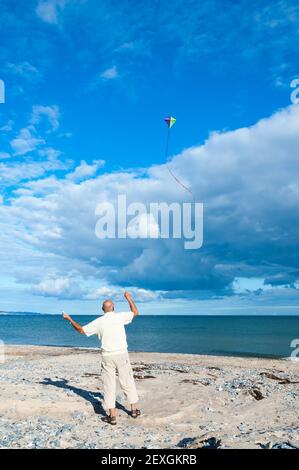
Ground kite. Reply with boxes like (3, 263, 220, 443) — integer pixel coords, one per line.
(164, 115, 195, 201)
(164, 115, 176, 128)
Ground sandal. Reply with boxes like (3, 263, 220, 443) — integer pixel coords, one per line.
(101, 415, 117, 425)
(131, 409, 141, 419)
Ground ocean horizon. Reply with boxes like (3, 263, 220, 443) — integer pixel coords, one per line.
(1, 314, 298, 359)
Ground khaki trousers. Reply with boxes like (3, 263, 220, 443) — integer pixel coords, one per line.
(101, 352, 139, 410)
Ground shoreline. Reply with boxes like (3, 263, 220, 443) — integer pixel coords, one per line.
(0, 345, 298, 449)
(2, 343, 290, 361)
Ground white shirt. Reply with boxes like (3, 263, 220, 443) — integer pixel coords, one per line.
(82, 311, 134, 356)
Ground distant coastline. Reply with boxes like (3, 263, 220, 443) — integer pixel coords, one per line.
(0, 311, 47, 316)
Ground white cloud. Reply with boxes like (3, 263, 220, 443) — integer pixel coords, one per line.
(86, 286, 159, 302)
(36, 0, 67, 24)
(0, 158, 67, 186)
(30, 105, 60, 132)
(5, 62, 40, 81)
(38, 147, 62, 160)
(9, 105, 60, 157)
(31, 276, 85, 299)
(67, 159, 105, 182)
(29, 276, 158, 302)
(2, 105, 65, 186)
(85, 286, 114, 300)
(100, 66, 119, 80)
(0, 120, 14, 133)
(10, 127, 45, 156)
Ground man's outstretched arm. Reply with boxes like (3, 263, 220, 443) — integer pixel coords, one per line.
(124, 291, 138, 317)
(62, 311, 85, 334)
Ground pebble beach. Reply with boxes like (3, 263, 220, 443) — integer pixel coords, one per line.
(0, 345, 298, 449)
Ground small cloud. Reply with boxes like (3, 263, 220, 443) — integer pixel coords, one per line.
(0, 152, 10, 160)
(117, 42, 135, 51)
(100, 66, 119, 80)
(85, 286, 159, 302)
(87, 66, 120, 93)
(10, 127, 45, 156)
(31, 105, 60, 132)
(8, 105, 60, 158)
(59, 131, 72, 138)
(38, 147, 61, 158)
(31, 276, 85, 300)
(36, 0, 67, 24)
(0, 120, 14, 133)
(67, 159, 105, 182)
(115, 40, 149, 56)
(5, 62, 40, 81)
(85, 286, 115, 300)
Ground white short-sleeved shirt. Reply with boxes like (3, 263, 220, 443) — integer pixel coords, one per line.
(82, 311, 134, 356)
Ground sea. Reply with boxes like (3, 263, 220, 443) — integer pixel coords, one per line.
(1, 314, 299, 359)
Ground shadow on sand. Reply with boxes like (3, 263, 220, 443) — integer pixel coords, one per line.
(40, 378, 130, 417)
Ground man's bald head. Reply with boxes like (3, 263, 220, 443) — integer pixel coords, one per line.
(102, 299, 114, 313)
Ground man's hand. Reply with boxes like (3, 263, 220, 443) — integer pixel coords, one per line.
(62, 311, 71, 321)
(62, 311, 84, 334)
(124, 291, 131, 301)
(124, 291, 138, 316)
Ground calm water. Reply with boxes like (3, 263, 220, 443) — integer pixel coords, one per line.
(0, 314, 299, 358)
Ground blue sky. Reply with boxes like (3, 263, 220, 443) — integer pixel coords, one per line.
(0, 0, 299, 314)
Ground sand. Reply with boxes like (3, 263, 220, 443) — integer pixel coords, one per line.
(0, 344, 298, 449)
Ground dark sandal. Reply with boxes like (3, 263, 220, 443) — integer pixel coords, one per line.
(131, 409, 141, 419)
(101, 415, 117, 425)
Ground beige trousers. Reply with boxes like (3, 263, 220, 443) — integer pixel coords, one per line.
(101, 352, 139, 410)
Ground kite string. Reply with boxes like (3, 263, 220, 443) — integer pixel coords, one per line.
(165, 125, 195, 202)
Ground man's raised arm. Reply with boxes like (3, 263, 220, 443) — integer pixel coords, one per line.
(124, 291, 138, 317)
(62, 311, 85, 334)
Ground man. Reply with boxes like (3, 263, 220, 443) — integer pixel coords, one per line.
(62, 291, 140, 426)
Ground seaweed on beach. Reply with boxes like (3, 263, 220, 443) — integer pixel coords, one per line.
(248, 388, 265, 401)
(260, 372, 299, 384)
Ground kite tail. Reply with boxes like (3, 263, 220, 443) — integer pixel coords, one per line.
(165, 126, 195, 202)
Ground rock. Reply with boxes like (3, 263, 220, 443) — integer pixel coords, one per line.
(177, 437, 195, 448)
(261, 441, 299, 449)
(177, 436, 221, 449)
(237, 424, 247, 434)
(249, 388, 264, 401)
